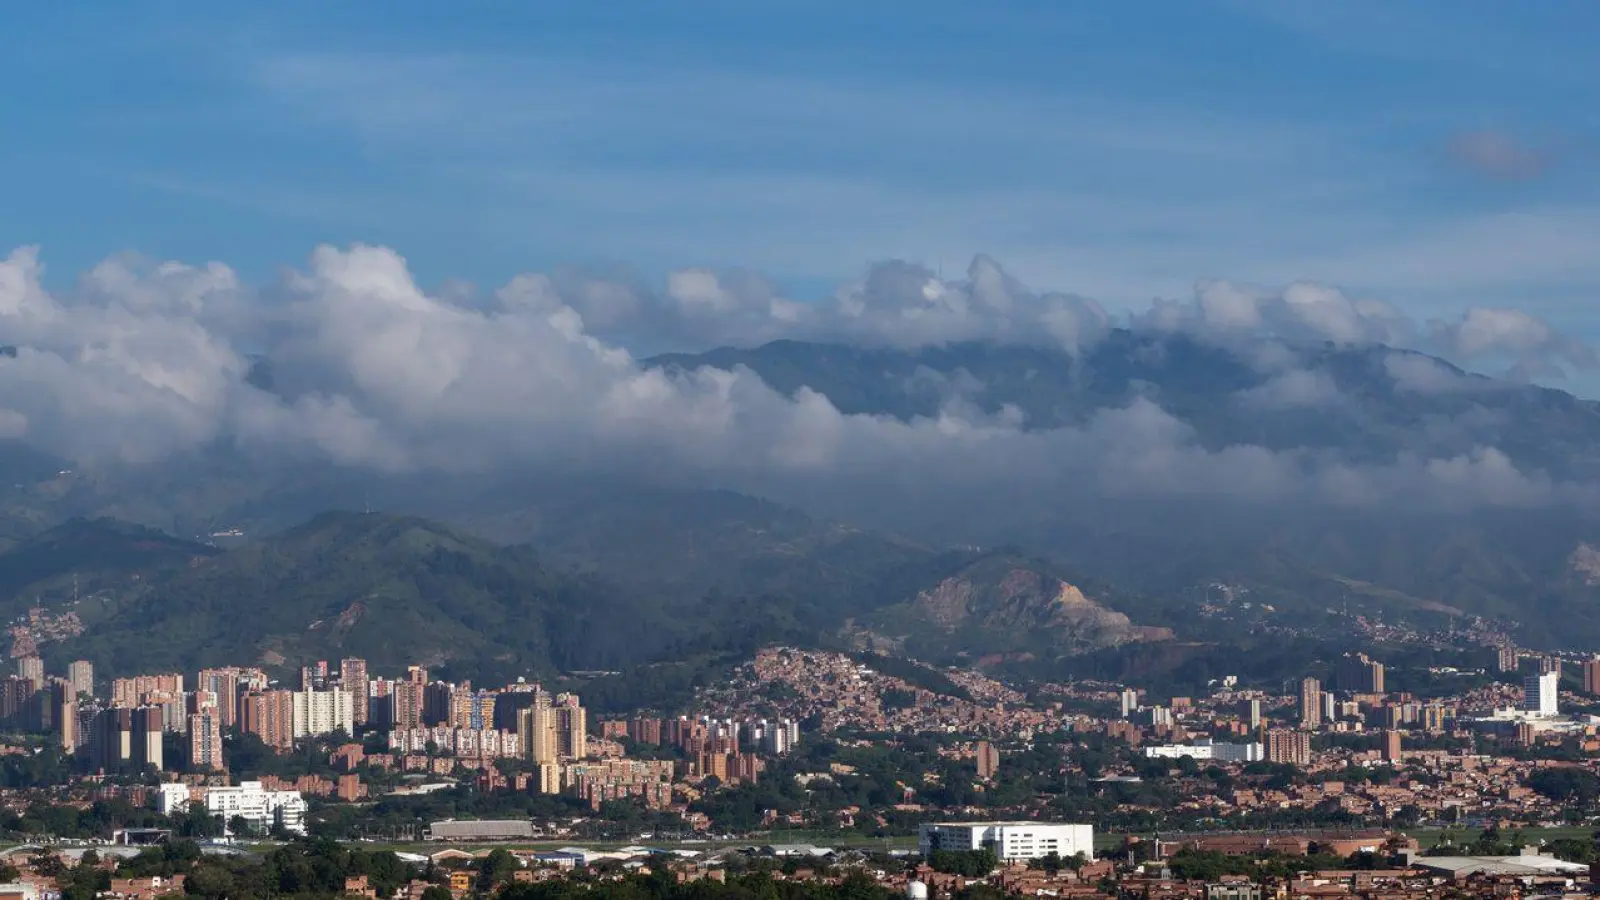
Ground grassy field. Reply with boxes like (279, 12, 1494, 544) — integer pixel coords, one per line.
(1409, 825, 1594, 850)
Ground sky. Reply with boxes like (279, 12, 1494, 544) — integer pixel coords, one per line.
(2, 1, 1597, 336)
(2, 1, 1600, 531)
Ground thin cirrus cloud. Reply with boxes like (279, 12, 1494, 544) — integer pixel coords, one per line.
(0, 243, 1592, 518)
(220, 44, 1600, 329)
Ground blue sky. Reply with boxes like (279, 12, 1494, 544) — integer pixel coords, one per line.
(3, 1, 1598, 334)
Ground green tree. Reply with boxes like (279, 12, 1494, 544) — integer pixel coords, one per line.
(1029, 852, 1063, 874)
(60, 862, 110, 900)
(927, 849, 998, 877)
(28, 853, 65, 879)
(477, 848, 520, 891)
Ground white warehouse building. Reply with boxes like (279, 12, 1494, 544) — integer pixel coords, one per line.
(919, 822, 1094, 863)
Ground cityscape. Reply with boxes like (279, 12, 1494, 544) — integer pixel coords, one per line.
(0, 641, 1595, 896)
(3, 2, 1598, 899)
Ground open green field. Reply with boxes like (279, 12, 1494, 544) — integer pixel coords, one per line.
(1409, 826, 1594, 850)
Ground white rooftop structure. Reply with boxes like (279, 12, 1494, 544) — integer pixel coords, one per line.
(1414, 851, 1588, 878)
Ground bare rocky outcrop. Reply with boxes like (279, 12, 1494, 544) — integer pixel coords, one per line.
(909, 564, 1169, 651)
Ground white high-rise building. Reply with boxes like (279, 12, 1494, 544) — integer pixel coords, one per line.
(1119, 689, 1139, 718)
(759, 719, 799, 754)
(1523, 671, 1559, 717)
(291, 689, 354, 737)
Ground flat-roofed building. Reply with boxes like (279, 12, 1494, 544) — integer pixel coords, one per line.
(425, 819, 537, 841)
(919, 822, 1093, 863)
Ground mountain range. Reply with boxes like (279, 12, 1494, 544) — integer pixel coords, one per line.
(5, 512, 1158, 693)
(1, 331, 1598, 681)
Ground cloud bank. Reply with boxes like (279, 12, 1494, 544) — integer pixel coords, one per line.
(0, 244, 1593, 517)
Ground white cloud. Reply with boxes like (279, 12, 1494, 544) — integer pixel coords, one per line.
(1235, 370, 1343, 410)
(1136, 278, 1415, 350)
(0, 243, 1586, 519)
(1427, 306, 1597, 380)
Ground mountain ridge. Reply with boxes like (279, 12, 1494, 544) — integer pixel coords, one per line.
(9, 509, 1169, 683)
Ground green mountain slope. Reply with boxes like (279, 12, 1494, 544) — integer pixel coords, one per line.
(52, 512, 663, 680)
(0, 517, 215, 604)
(18, 507, 1171, 684)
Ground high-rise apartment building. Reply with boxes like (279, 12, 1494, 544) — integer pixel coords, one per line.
(1580, 656, 1600, 698)
(1496, 646, 1519, 673)
(556, 694, 586, 760)
(521, 692, 559, 764)
(111, 673, 184, 708)
(1523, 671, 1559, 717)
(628, 716, 663, 745)
(92, 706, 164, 773)
(292, 689, 354, 737)
(1539, 656, 1562, 676)
(975, 741, 999, 779)
(534, 762, 561, 795)
(0, 675, 39, 728)
(1298, 677, 1322, 729)
(1119, 689, 1138, 718)
(423, 682, 455, 727)
(298, 660, 330, 691)
(756, 719, 798, 755)
(91, 707, 132, 772)
(1422, 704, 1448, 734)
(493, 688, 538, 733)
(195, 668, 256, 728)
(241, 690, 296, 751)
(1382, 729, 1402, 763)
(189, 710, 226, 771)
(15, 656, 43, 683)
(67, 660, 94, 699)
(451, 690, 497, 731)
(1246, 699, 1262, 729)
(366, 679, 392, 728)
(136, 705, 163, 770)
(42, 678, 75, 753)
(339, 658, 369, 726)
(1266, 729, 1311, 766)
(391, 680, 425, 730)
(1336, 653, 1385, 694)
